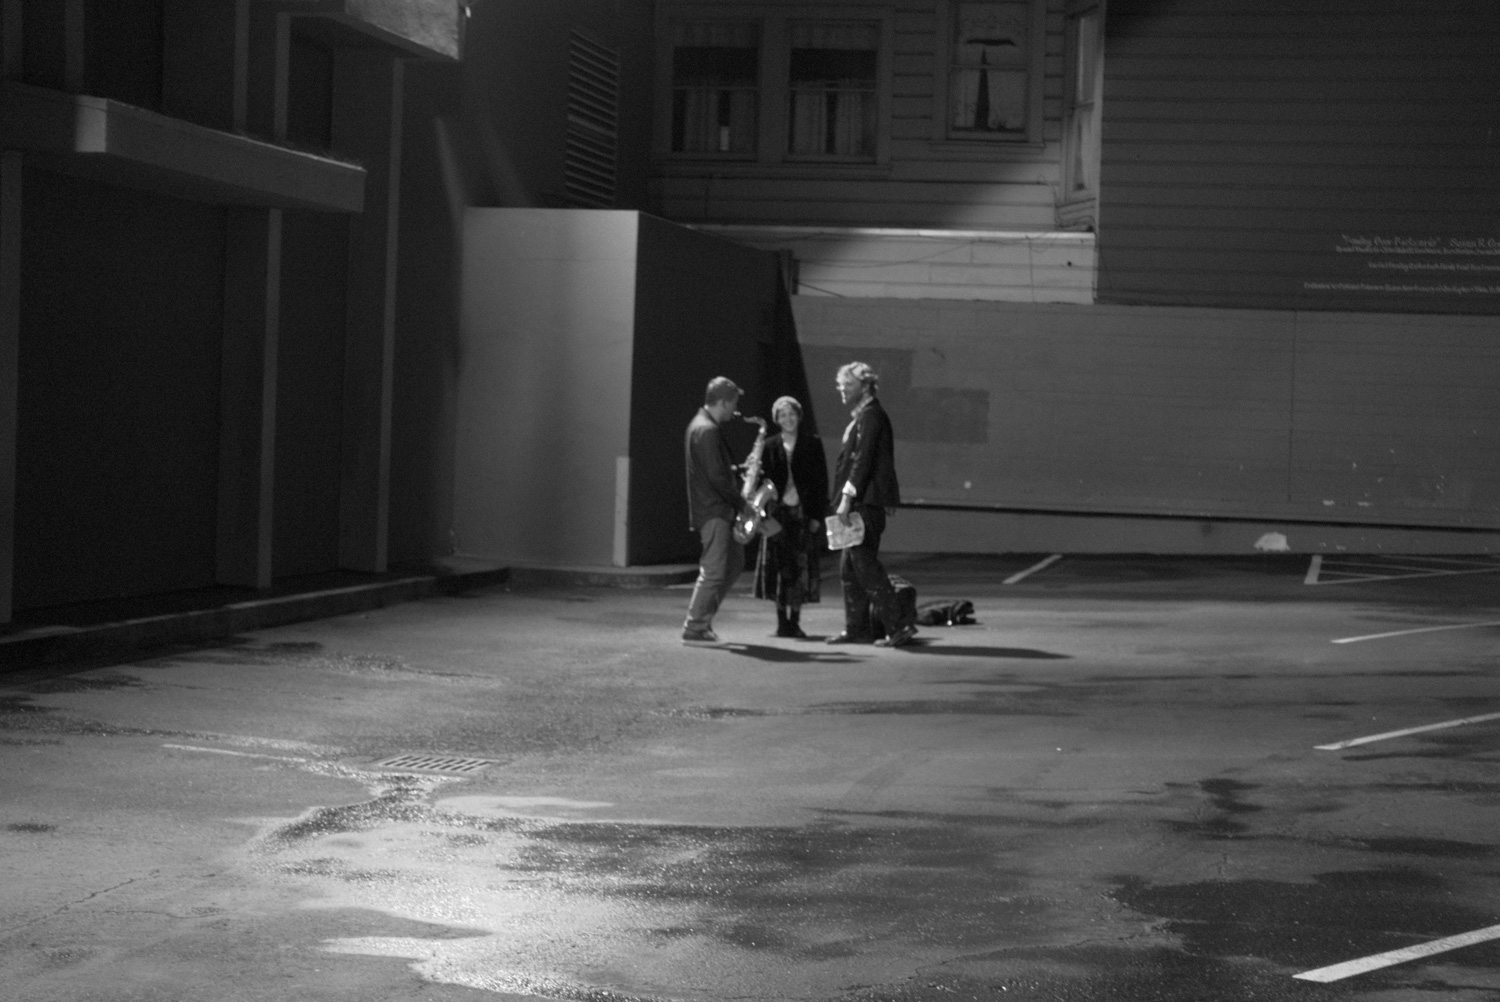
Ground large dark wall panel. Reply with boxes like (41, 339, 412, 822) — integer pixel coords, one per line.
(16, 170, 223, 609)
(1098, 0, 1500, 314)
(629, 217, 783, 565)
(272, 210, 348, 579)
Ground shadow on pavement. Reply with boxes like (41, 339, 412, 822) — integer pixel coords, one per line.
(715, 643, 867, 664)
(899, 640, 1071, 659)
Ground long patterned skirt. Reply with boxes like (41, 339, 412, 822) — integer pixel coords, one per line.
(753, 503, 822, 608)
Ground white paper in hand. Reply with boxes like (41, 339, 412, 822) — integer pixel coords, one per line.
(825, 511, 865, 550)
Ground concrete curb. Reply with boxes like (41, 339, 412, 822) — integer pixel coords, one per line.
(506, 564, 699, 589)
(0, 562, 699, 673)
(0, 568, 511, 673)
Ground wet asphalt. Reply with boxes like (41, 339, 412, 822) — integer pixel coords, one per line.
(3, 553, 1500, 1002)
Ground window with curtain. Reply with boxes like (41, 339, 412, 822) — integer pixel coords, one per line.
(949, 2, 1030, 138)
(671, 22, 760, 155)
(1063, 7, 1103, 197)
(788, 22, 879, 159)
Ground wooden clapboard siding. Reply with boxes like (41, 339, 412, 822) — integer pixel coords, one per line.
(656, 175, 1062, 229)
(793, 298, 1500, 526)
(659, 196, 1061, 229)
(653, 0, 1074, 229)
(694, 225, 1094, 301)
(1097, 0, 1500, 315)
(657, 176, 1059, 205)
(1106, 142, 1496, 170)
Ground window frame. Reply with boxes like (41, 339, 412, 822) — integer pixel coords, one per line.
(654, 4, 895, 168)
(1060, 0, 1104, 204)
(784, 19, 884, 163)
(933, 0, 1048, 147)
(661, 19, 765, 161)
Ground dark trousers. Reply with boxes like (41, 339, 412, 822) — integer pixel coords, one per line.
(839, 505, 900, 638)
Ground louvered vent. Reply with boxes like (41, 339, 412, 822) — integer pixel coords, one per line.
(565, 32, 619, 208)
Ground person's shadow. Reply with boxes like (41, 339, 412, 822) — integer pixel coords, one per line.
(706, 638, 1068, 662)
(898, 639, 1070, 659)
(713, 642, 867, 664)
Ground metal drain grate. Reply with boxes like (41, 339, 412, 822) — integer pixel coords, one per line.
(373, 754, 497, 774)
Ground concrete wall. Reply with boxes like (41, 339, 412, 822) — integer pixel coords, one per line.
(793, 297, 1500, 553)
(455, 209, 787, 567)
(879, 507, 1500, 557)
(454, 209, 640, 566)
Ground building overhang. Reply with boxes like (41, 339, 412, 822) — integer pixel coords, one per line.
(0, 82, 366, 212)
(272, 0, 463, 61)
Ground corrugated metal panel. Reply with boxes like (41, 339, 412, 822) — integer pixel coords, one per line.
(1096, 0, 1500, 315)
(565, 31, 618, 208)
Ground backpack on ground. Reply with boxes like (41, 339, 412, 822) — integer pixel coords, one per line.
(915, 599, 976, 626)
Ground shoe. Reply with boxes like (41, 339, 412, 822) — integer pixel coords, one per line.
(788, 611, 807, 639)
(682, 627, 720, 644)
(825, 631, 872, 644)
(874, 625, 918, 648)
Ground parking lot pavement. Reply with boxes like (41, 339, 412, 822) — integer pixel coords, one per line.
(4, 554, 1500, 1002)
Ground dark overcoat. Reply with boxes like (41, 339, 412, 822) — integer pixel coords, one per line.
(761, 432, 830, 522)
(833, 397, 900, 509)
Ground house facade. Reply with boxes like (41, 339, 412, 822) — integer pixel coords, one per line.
(648, 0, 1101, 303)
(643, 0, 1500, 555)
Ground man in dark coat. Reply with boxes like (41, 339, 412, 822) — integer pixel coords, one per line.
(828, 361, 917, 647)
(683, 376, 750, 643)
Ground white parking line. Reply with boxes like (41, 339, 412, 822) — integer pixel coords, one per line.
(1303, 554, 1323, 585)
(1004, 554, 1063, 585)
(1294, 923, 1500, 982)
(1314, 711, 1500, 751)
(1305, 554, 1500, 586)
(162, 743, 305, 762)
(1332, 619, 1500, 644)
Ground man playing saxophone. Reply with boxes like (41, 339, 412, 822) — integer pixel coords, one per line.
(682, 377, 752, 644)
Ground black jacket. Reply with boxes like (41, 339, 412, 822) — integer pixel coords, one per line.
(834, 397, 900, 509)
(761, 432, 830, 522)
(685, 407, 745, 530)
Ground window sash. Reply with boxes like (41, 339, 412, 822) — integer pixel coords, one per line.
(789, 86, 877, 157)
(1062, 7, 1102, 194)
(658, 13, 889, 162)
(672, 85, 758, 154)
(670, 21, 760, 155)
(788, 20, 878, 159)
(945, 1, 1036, 140)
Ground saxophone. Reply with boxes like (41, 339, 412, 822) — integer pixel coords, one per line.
(733, 416, 781, 543)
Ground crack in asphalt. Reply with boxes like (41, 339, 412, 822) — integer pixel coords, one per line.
(0, 876, 146, 938)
